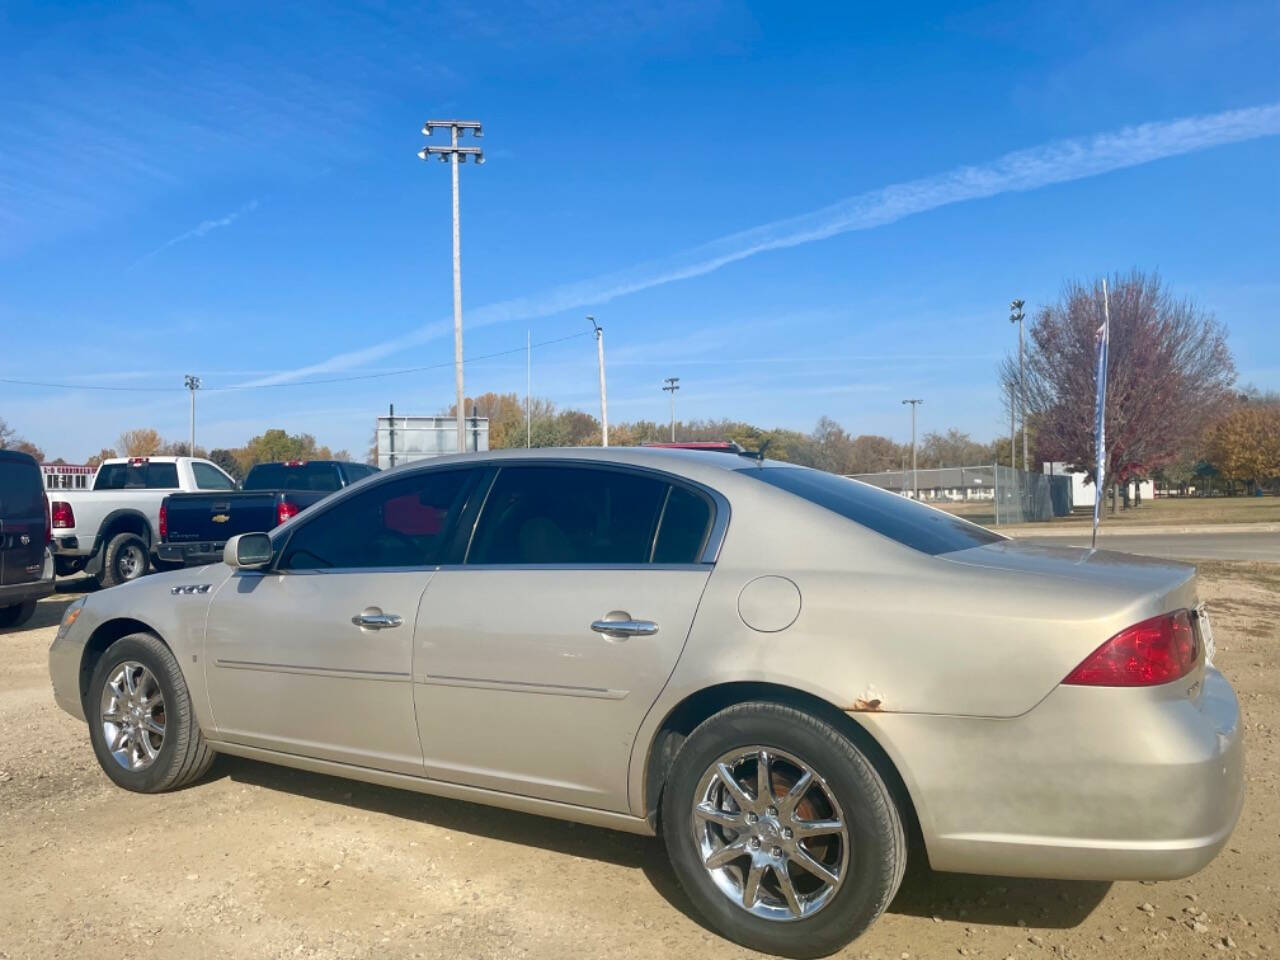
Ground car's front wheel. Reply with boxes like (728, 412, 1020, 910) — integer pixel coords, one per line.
(661, 702, 906, 959)
(86, 632, 215, 792)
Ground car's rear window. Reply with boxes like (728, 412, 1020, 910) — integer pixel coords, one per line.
(244, 462, 343, 492)
(740, 464, 1004, 556)
(0, 460, 43, 516)
(94, 462, 180, 490)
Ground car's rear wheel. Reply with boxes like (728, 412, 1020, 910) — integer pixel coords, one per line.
(661, 702, 905, 959)
(100, 532, 149, 588)
(86, 632, 215, 792)
(0, 600, 37, 629)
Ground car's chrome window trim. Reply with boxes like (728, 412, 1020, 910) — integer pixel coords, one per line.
(435, 562, 711, 572)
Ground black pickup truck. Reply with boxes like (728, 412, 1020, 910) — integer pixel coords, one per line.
(157, 460, 378, 567)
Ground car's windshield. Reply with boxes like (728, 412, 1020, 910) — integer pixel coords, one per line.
(740, 464, 1004, 556)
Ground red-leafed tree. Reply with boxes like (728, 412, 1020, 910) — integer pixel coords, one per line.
(1003, 271, 1235, 507)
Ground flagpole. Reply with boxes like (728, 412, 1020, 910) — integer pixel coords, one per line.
(1092, 278, 1111, 550)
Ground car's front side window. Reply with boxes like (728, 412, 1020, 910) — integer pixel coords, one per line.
(279, 469, 475, 571)
(467, 465, 677, 566)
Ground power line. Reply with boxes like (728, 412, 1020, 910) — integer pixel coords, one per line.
(0, 331, 590, 395)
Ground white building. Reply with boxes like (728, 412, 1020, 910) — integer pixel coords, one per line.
(1043, 462, 1152, 506)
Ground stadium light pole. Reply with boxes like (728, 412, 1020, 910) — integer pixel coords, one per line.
(663, 377, 680, 441)
(591, 317, 608, 447)
(1010, 299, 1027, 472)
(902, 398, 923, 499)
(184, 374, 201, 454)
(420, 119, 484, 454)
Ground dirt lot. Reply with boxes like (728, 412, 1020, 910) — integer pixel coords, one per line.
(2, 567, 1277, 960)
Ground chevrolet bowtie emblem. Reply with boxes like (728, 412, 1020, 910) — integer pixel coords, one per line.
(211, 514, 230, 524)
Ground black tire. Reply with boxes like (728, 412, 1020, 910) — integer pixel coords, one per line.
(86, 632, 215, 792)
(661, 702, 906, 959)
(0, 600, 37, 629)
(99, 532, 150, 588)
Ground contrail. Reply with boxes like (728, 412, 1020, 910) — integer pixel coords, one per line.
(133, 199, 260, 266)
(244, 103, 1280, 387)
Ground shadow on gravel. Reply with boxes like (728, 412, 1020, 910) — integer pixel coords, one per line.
(888, 859, 1110, 928)
(26, 596, 77, 630)
(216, 755, 1109, 933)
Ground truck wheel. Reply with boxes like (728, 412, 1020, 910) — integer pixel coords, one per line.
(100, 532, 150, 588)
(86, 632, 216, 792)
(0, 601, 37, 629)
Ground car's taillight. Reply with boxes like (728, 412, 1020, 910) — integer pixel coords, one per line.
(51, 500, 75, 530)
(43, 493, 51, 545)
(276, 500, 301, 526)
(159, 502, 168, 541)
(1063, 610, 1198, 687)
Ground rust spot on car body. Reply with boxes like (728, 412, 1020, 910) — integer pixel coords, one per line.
(851, 697, 883, 712)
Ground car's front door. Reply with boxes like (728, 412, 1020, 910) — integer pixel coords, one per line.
(414, 463, 720, 812)
(204, 468, 478, 774)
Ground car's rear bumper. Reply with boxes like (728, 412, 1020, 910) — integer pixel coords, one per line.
(856, 667, 1244, 881)
(157, 542, 225, 566)
(0, 551, 55, 607)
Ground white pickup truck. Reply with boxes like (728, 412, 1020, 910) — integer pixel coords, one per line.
(48, 456, 237, 588)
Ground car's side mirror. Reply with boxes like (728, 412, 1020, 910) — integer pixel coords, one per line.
(224, 532, 273, 570)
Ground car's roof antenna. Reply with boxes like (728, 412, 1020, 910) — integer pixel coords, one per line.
(739, 439, 771, 465)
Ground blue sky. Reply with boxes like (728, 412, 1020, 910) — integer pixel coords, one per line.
(2, 0, 1277, 461)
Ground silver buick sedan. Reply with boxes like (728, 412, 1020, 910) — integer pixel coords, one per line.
(49, 447, 1243, 957)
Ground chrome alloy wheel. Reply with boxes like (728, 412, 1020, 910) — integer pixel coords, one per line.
(100, 661, 166, 771)
(692, 747, 850, 921)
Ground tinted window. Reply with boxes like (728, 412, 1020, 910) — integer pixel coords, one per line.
(94, 462, 179, 490)
(0, 461, 43, 516)
(192, 462, 235, 490)
(742, 465, 1003, 556)
(244, 462, 343, 492)
(653, 486, 713, 563)
(280, 469, 474, 570)
(468, 466, 667, 565)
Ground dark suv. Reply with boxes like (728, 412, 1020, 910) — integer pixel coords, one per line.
(0, 450, 54, 628)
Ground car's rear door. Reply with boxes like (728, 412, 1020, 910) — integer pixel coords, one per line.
(203, 467, 480, 773)
(0, 456, 47, 590)
(413, 463, 721, 812)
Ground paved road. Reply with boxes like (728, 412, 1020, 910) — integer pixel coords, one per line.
(1022, 529, 1280, 563)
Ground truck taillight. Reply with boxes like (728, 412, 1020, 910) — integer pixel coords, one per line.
(276, 500, 301, 526)
(51, 500, 75, 530)
(159, 502, 168, 541)
(1063, 610, 1198, 687)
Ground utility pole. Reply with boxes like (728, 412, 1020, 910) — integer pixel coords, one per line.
(591, 317, 608, 447)
(1009, 383, 1016, 470)
(1010, 299, 1027, 472)
(526, 330, 531, 448)
(663, 377, 680, 442)
(184, 374, 201, 455)
(420, 119, 484, 454)
(902, 398, 922, 500)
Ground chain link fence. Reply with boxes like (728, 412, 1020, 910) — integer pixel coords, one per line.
(847, 465, 1072, 525)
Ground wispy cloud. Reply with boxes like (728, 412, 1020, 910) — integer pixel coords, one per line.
(133, 199, 259, 266)
(246, 102, 1280, 387)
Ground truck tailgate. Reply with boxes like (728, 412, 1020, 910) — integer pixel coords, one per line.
(164, 492, 279, 542)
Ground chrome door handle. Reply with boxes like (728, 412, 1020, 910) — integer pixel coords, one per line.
(351, 607, 403, 630)
(591, 611, 659, 639)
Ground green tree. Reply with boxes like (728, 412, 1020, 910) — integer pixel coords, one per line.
(208, 448, 244, 482)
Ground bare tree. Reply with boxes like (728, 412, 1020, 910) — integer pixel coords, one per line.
(1003, 271, 1235, 507)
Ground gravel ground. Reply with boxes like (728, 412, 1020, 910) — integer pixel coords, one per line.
(1, 566, 1276, 960)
